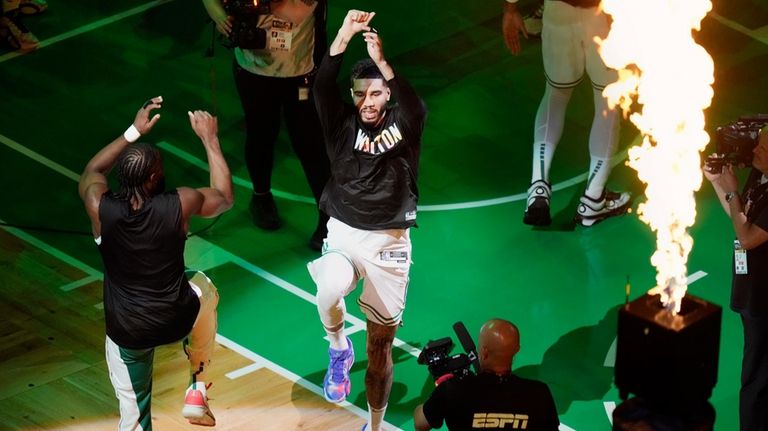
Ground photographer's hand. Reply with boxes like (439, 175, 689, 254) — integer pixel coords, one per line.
(203, 0, 233, 36)
(502, 1, 527, 55)
(705, 163, 739, 192)
(705, 163, 741, 217)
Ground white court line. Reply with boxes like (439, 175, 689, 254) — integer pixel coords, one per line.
(225, 361, 265, 380)
(60, 274, 102, 292)
(710, 12, 768, 46)
(603, 402, 616, 426)
(0, 134, 80, 181)
(0, 0, 176, 64)
(159, 140, 634, 212)
(0, 217, 101, 279)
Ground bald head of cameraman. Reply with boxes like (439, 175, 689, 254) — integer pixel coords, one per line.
(413, 319, 559, 431)
(704, 125, 768, 431)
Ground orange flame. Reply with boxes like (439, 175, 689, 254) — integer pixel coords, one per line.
(598, 0, 714, 313)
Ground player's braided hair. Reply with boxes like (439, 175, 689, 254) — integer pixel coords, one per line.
(114, 142, 161, 205)
(350, 58, 385, 86)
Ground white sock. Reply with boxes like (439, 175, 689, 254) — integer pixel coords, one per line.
(585, 86, 620, 199)
(368, 403, 387, 431)
(584, 156, 610, 200)
(531, 84, 573, 183)
(326, 327, 349, 351)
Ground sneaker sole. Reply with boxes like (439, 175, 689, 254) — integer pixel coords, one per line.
(524, 198, 551, 226)
(183, 405, 216, 426)
(575, 203, 630, 227)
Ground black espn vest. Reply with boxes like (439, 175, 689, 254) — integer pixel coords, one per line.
(97, 190, 199, 349)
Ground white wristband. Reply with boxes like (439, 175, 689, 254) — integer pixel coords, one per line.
(123, 125, 141, 143)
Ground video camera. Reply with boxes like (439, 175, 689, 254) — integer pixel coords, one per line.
(417, 322, 480, 383)
(705, 114, 768, 174)
(222, 0, 271, 49)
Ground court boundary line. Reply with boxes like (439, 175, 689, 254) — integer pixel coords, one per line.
(0, 0, 176, 64)
(158, 139, 634, 212)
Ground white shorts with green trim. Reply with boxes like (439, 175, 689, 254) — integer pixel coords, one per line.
(309, 217, 412, 326)
(542, 0, 617, 90)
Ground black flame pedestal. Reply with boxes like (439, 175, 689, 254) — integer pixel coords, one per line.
(613, 293, 722, 430)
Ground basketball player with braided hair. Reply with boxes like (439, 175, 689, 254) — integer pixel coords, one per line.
(78, 96, 234, 430)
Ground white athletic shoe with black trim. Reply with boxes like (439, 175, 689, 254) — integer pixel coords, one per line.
(524, 180, 552, 226)
(575, 189, 631, 227)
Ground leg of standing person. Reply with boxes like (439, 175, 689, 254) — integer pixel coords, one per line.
(574, 4, 630, 226)
(525, 83, 574, 226)
(283, 73, 332, 250)
(182, 271, 219, 426)
(233, 62, 284, 230)
(105, 337, 155, 431)
(524, 0, 580, 226)
(308, 237, 358, 403)
(356, 227, 411, 431)
(364, 321, 398, 431)
(740, 314, 768, 431)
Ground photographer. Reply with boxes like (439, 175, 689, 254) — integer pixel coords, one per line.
(704, 125, 768, 431)
(414, 319, 559, 431)
(202, 0, 331, 250)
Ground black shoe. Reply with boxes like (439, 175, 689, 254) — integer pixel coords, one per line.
(308, 213, 329, 251)
(250, 193, 281, 230)
(523, 180, 552, 226)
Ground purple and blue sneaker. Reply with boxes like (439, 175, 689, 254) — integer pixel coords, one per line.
(323, 337, 354, 403)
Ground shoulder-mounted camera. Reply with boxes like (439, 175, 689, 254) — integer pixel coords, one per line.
(706, 114, 768, 173)
(417, 322, 480, 383)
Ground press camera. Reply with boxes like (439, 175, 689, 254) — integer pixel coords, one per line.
(705, 114, 768, 173)
(417, 322, 480, 383)
(222, 0, 271, 49)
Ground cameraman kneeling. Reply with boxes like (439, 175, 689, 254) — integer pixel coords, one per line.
(414, 319, 559, 431)
(704, 125, 768, 430)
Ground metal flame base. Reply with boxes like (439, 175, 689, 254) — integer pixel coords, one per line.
(615, 292, 722, 407)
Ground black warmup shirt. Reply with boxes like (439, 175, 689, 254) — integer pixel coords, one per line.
(423, 373, 559, 431)
(313, 52, 427, 230)
(97, 190, 199, 349)
(732, 169, 768, 317)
